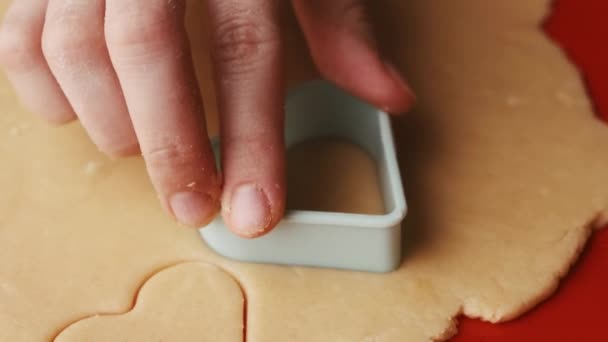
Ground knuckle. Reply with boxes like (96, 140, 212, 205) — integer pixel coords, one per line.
(222, 134, 283, 168)
(94, 130, 140, 157)
(223, 134, 269, 150)
(212, 13, 279, 75)
(340, 0, 368, 24)
(105, 4, 180, 53)
(41, 23, 102, 66)
(0, 21, 40, 71)
(144, 142, 202, 173)
(99, 142, 140, 158)
(143, 141, 207, 192)
(27, 106, 77, 126)
(336, 1, 373, 40)
(45, 113, 77, 126)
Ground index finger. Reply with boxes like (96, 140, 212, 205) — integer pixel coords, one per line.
(105, 0, 221, 226)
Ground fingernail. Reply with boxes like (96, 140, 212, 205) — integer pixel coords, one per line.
(383, 60, 416, 100)
(169, 192, 218, 227)
(228, 184, 271, 237)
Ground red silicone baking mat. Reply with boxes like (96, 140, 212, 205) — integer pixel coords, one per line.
(452, 0, 608, 341)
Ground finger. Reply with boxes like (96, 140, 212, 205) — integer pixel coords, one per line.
(0, 0, 75, 123)
(207, 0, 285, 238)
(42, 0, 138, 156)
(105, 0, 220, 226)
(292, 0, 415, 114)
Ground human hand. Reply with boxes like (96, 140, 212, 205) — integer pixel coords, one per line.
(0, 0, 414, 237)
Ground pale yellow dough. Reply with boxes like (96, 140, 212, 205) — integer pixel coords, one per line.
(286, 138, 384, 214)
(55, 263, 244, 341)
(1, 0, 608, 341)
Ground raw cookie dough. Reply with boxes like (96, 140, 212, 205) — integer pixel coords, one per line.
(55, 263, 244, 342)
(1, 0, 608, 341)
(286, 138, 384, 214)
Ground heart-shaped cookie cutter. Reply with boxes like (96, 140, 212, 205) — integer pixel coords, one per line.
(199, 81, 407, 272)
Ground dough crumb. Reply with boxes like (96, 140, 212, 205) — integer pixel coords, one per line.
(84, 160, 103, 176)
(8, 122, 32, 136)
(555, 90, 575, 106)
(506, 95, 524, 107)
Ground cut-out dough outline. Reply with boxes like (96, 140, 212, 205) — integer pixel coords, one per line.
(53, 262, 247, 342)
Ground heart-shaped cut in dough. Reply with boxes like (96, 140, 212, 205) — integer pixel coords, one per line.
(55, 263, 244, 342)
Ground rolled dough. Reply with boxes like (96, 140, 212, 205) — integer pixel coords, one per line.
(0, 0, 607, 341)
(286, 138, 384, 214)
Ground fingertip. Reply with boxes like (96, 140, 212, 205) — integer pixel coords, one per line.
(222, 182, 285, 238)
(320, 55, 416, 115)
(222, 183, 272, 238)
(292, 0, 416, 114)
(381, 60, 417, 114)
(170, 191, 221, 228)
(142, 142, 222, 228)
(305, 31, 416, 114)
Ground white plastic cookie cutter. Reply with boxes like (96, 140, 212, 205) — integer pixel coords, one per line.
(199, 81, 407, 273)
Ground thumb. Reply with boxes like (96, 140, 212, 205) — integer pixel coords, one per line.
(292, 0, 415, 114)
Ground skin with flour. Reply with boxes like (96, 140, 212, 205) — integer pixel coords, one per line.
(0, 0, 415, 237)
(1, 0, 608, 341)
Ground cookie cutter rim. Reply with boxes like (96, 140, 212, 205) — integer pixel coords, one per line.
(199, 81, 407, 273)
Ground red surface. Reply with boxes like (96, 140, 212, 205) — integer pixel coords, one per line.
(452, 0, 608, 341)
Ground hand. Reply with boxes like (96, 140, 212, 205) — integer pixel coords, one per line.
(0, 0, 414, 237)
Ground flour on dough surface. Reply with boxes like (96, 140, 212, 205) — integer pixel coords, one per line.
(1, 0, 608, 341)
